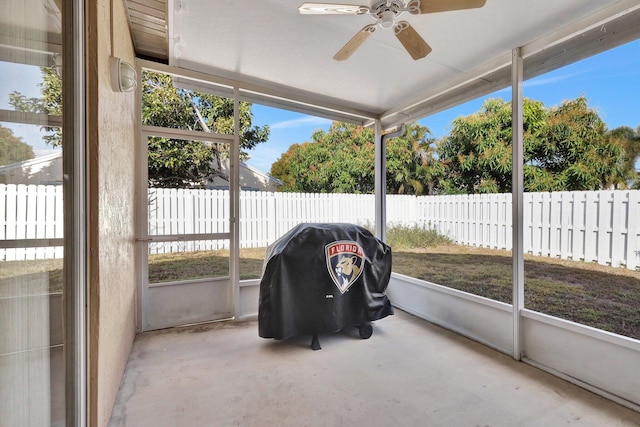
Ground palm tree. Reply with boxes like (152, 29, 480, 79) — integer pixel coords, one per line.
(607, 125, 640, 189)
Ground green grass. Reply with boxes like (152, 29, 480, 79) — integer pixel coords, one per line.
(0, 258, 64, 296)
(390, 244, 640, 340)
(147, 248, 266, 282)
(2, 226, 639, 340)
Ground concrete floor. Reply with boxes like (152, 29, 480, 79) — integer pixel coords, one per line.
(109, 310, 640, 427)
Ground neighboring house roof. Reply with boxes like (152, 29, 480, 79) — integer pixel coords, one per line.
(1, 151, 282, 190)
(0, 150, 63, 185)
(241, 161, 283, 187)
(208, 160, 283, 191)
(0, 151, 61, 173)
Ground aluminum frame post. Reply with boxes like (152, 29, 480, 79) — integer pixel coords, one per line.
(231, 88, 241, 318)
(63, 0, 87, 423)
(512, 47, 525, 360)
(135, 61, 148, 333)
(374, 120, 386, 242)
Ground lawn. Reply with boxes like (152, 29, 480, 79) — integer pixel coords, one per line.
(391, 245, 640, 340)
(147, 248, 266, 282)
(145, 239, 640, 340)
(150, 243, 640, 339)
(0, 258, 64, 296)
(3, 238, 639, 340)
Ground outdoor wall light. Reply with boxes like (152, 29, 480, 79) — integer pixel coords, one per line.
(110, 57, 137, 93)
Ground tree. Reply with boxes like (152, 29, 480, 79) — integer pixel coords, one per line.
(438, 98, 546, 194)
(0, 125, 34, 167)
(270, 123, 374, 193)
(268, 144, 297, 190)
(529, 97, 624, 191)
(9, 67, 62, 147)
(270, 121, 438, 194)
(10, 68, 269, 188)
(385, 122, 440, 194)
(142, 71, 269, 188)
(606, 125, 640, 188)
(438, 96, 627, 193)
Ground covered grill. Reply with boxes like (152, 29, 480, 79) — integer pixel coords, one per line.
(258, 223, 393, 349)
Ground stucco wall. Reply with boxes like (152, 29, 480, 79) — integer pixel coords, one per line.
(87, 0, 137, 425)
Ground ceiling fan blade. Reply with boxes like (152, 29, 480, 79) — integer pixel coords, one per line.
(298, 2, 369, 14)
(418, 0, 486, 14)
(333, 24, 376, 61)
(394, 21, 432, 60)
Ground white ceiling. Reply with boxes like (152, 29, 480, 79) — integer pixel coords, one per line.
(166, 0, 640, 128)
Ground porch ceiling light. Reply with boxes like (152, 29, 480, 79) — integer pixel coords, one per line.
(110, 57, 137, 92)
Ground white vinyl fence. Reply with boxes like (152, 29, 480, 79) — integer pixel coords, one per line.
(0, 184, 64, 261)
(3, 184, 640, 270)
(419, 191, 640, 270)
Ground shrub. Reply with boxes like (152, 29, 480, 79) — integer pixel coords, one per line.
(386, 225, 452, 250)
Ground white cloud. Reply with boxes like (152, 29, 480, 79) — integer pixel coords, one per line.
(270, 116, 331, 130)
(488, 70, 588, 95)
(524, 70, 587, 88)
(245, 144, 286, 173)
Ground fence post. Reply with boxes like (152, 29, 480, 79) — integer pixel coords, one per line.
(627, 191, 640, 270)
(268, 192, 276, 244)
(596, 191, 612, 266)
(549, 192, 562, 258)
(611, 191, 625, 268)
(570, 192, 584, 262)
(584, 192, 598, 263)
(559, 192, 571, 260)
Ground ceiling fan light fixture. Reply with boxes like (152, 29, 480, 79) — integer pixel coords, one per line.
(298, 0, 486, 60)
(379, 10, 396, 28)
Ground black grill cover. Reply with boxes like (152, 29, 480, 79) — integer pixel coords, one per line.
(259, 223, 393, 340)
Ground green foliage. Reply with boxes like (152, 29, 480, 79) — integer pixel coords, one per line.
(528, 97, 624, 191)
(270, 121, 439, 194)
(142, 71, 269, 188)
(271, 122, 374, 193)
(147, 137, 215, 188)
(9, 69, 269, 188)
(9, 67, 62, 147)
(269, 145, 297, 190)
(386, 123, 441, 194)
(273, 96, 636, 195)
(438, 96, 629, 193)
(386, 225, 452, 250)
(0, 125, 34, 168)
(438, 98, 545, 194)
(142, 71, 268, 148)
(438, 99, 511, 193)
(606, 125, 640, 188)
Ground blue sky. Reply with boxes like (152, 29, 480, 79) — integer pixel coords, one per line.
(246, 39, 640, 173)
(0, 62, 56, 156)
(1, 40, 638, 170)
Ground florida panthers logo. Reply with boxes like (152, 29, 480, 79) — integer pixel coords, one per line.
(325, 240, 365, 294)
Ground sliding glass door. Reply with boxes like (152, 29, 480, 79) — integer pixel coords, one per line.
(1, 0, 85, 425)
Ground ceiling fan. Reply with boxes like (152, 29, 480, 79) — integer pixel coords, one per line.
(298, 0, 486, 60)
